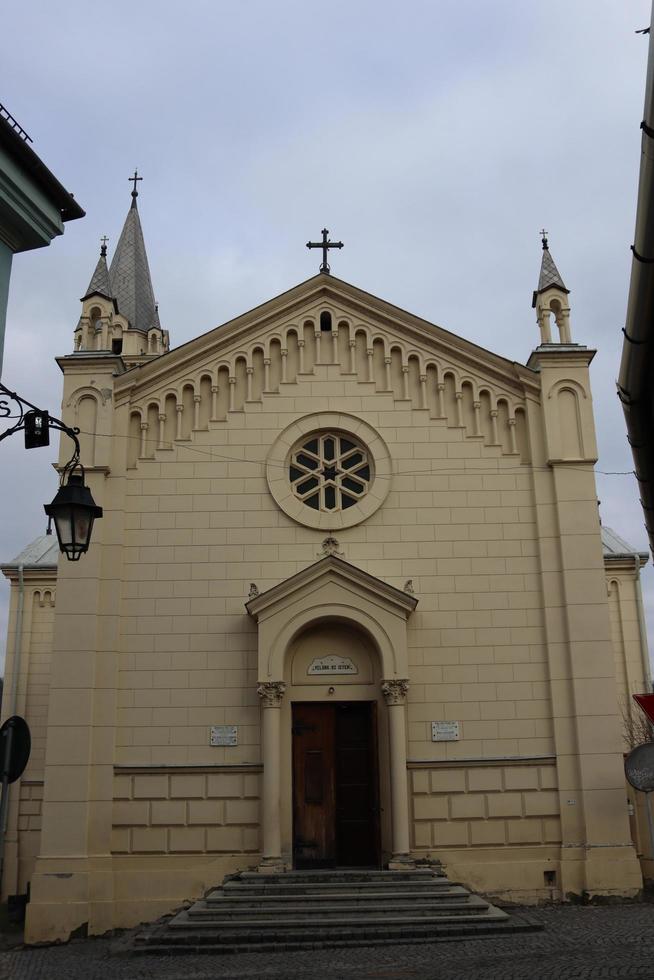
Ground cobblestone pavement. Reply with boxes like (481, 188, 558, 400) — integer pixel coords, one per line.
(4, 906, 654, 980)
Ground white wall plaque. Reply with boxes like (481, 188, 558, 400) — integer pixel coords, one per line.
(210, 725, 237, 746)
(432, 721, 460, 742)
(307, 655, 358, 676)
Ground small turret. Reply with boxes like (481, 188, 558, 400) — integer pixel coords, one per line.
(532, 231, 572, 344)
(81, 237, 112, 303)
(73, 173, 169, 364)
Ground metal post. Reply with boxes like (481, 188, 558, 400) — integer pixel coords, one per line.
(0, 721, 15, 888)
(646, 791, 654, 860)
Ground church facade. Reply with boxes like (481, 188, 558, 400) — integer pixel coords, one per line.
(1, 193, 651, 942)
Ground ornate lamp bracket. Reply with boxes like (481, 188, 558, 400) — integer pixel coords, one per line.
(0, 381, 81, 467)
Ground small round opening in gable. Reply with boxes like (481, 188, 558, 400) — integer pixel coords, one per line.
(266, 413, 391, 530)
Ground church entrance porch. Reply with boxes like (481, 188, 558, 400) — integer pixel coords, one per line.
(292, 702, 380, 869)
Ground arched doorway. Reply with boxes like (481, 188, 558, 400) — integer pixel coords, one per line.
(246, 555, 417, 872)
(288, 622, 381, 868)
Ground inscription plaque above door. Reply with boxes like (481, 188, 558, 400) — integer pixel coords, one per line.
(307, 655, 358, 676)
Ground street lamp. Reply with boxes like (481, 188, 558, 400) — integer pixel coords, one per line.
(44, 468, 103, 561)
(1, 382, 103, 560)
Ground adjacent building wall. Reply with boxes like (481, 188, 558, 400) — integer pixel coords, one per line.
(0, 569, 56, 898)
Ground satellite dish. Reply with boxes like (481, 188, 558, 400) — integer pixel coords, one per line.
(625, 742, 654, 792)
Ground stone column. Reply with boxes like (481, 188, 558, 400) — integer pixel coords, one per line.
(381, 679, 413, 868)
(472, 400, 482, 437)
(366, 347, 374, 382)
(436, 382, 445, 418)
(257, 681, 286, 872)
(383, 356, 392, 391)
(419, 374, 427, 410)
(157, 413, 166, 450)
(401, 365, 409, 400)
(139, 421, 148, 458)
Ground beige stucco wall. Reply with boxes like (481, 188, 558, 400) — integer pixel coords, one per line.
(0, 573, 55, 898)
(2, 277, 647, 940)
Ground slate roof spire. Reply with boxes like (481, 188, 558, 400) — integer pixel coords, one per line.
(81, 237, 113, 302)
(109, 173, 158, 333)
(531, 231, 573, 344)
(536, 231, 569, 295)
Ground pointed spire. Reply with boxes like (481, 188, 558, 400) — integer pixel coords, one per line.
(81, 237, 113, 301)
(109, 175, 158, 333)
(536, 230, 569, 294)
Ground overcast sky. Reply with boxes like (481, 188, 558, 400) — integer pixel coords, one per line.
(1, 0, 653, 673)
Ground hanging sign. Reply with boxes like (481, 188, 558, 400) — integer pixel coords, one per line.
(307, 655, 358, 676)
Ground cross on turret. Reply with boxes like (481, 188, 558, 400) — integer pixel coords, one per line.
(129, 169, 143, 204)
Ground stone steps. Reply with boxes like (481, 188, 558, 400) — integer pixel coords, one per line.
(202, 886, 472, 907)
(133, 868, 541, 954)
(183, 897, 492, 922)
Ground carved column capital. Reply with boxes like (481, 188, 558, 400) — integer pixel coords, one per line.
(381, 678, 409, 706)
(257, 680, 286, 708)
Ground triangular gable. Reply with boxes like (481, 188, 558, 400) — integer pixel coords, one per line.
(246, 554, 417, 621)
(115, 274, 538, 403)
(246, 554, 417, 681)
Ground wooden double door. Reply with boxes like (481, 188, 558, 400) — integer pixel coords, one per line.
(292, 701, 380, 869)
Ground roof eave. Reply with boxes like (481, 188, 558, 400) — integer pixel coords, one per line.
(0, 114, 85, 222)
(619, 24, 654, 560)
(531, 283, 570, 309)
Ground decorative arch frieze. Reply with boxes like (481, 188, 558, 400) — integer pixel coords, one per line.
(120, 296, 532, 471)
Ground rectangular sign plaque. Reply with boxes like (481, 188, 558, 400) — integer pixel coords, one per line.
(431, 721, 460, 742)
(307, 655, 358, 676)
(210, 725, 237, 747)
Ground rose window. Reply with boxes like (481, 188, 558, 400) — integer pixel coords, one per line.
(289, 432, 371, 512)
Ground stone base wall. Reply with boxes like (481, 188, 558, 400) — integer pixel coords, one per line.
(409, 758, 562, 899)
(111, 766, 261, 855)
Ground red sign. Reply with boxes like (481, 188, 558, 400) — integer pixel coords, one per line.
(633, 694, 654, 723)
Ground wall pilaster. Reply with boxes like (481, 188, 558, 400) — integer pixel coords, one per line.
(526, 346, 641, 896)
